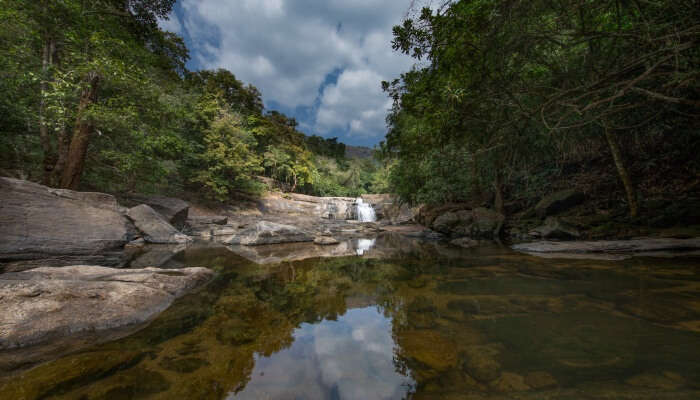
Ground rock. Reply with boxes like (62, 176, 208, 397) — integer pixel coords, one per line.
(531, 217, 581, 240)
(0, 177, 128, 264)
(432, 207, 504, 239)
(125, 238, 146, 250)
(490, 372, 531, 392)
(229, 241, 355, 264)
(260, 192, 356, 220)
(534, 189, 585, 218)
(513, 238, 700, 255)
(314, 236, 340, 245)
(525, 371, 558, 389)
(187, 215, 228, 225)
(450, 237, 480, 248)
(128, 195, 190, 229)
(224, 221, 313, 246)
(0, 265, 213, 350)
(193, 226, 238, 238)
(463, 345, 502, 382)
(126, 204, 192, 244)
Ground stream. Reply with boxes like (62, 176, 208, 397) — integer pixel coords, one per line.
(2, 234, 700, 399)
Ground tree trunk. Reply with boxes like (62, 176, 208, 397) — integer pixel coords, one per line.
(51, 120, 70, 186)
(604, 125, 638, 217)
(59, 72, 100, 190)
(40, 37, 56, 185)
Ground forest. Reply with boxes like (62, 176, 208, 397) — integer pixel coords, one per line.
(0, 0, 388, 201)
(1, 0, 698, 222)
(382, 0, 699, 222)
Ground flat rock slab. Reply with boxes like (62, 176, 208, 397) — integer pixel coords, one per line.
(513, 238, 700, 255)
(225, 221, 313, 245)
(0, 177, 128, 260)
(0, 265, 213, 350)
(126, 204, 192, 244)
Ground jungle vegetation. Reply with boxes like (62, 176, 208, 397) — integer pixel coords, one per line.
(382, 0, 700, 217)
(0, 0, 387, 201)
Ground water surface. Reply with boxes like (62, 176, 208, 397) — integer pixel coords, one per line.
(2, 235, 700, 399)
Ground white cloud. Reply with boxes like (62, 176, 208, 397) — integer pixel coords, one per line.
(158, 14, 182, 34)
(177, 0, 415, 144)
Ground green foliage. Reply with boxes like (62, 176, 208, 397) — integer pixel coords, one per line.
(190, 110, 264, 200)
(0, 0, 388, 201)
(383, 0, 700, 209)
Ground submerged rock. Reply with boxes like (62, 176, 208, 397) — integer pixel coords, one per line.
(400, 330, 458, 371)
(525, 371, 558, 389)
(126, 204, 192, 244)
(225, 221, 313, 246)
(0, 265, 213, 350)
(490, 372, 531, 392)
(0, 177, 128, 264)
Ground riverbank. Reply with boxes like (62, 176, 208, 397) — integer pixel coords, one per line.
(2, 176, 700, 372)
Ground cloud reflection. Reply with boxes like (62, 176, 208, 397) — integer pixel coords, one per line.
(229, 306, 413, 400)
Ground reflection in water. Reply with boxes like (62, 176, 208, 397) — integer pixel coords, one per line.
(355, 238, 376, 256)
(229, 307, 413, 400)
(2, 238, 700, 400)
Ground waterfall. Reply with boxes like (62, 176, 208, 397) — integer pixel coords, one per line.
(356, 198, 376, 222)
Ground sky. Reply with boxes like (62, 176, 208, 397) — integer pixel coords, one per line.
(158, 0, 419, 147)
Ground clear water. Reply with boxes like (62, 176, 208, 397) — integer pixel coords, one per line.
(2, 235, 700, 399)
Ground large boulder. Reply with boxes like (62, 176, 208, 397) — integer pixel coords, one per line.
(0, 265, 213, 350)
(225, 221, 313, 245)
(128, 195, 190, 229)
(431, 207, 505, 239)
(126, 204, 192, 244)
(0, 178, 128, 265)
(534, 189, 585, 218)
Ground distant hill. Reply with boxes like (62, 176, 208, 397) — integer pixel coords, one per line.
(345, 145, 374, 159)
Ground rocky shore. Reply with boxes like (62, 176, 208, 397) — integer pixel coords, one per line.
(1, 176, 699, 366)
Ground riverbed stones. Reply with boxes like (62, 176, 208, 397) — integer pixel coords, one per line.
(0, 177, 129, 264)
(490, 372, 531, 392)
(534, 189, 585, 218)
(525, 371, 558, 389)
(0, 265, 213, 350)
(126, 204, 192, 244)
(400, 330, 458, 371)
(225, 221, 313, 245)
(462, 345, 502, 382)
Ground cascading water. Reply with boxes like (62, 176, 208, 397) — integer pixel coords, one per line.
(355, 198, 376, 222)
